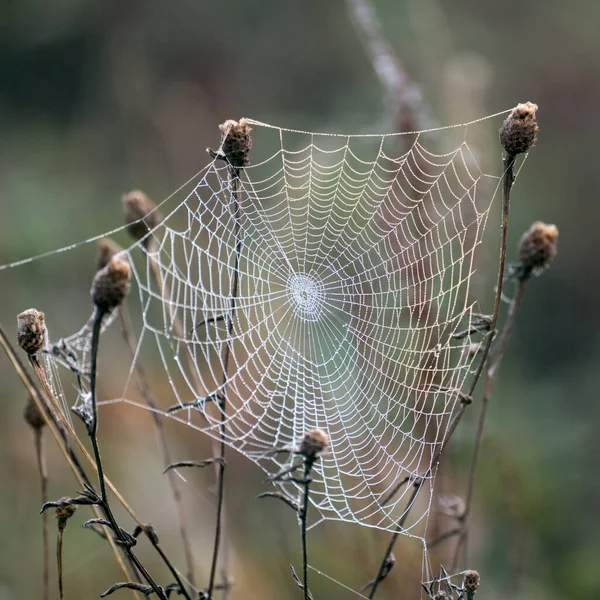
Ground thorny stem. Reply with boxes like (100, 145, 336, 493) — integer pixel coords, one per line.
(451, 276, 528, 570)
(207, 167, 242, 599)
(118, 307, 196, 598)
(34, 428, 49, 600)
(89, 311, 167, 600)
(367, 154, 517, 598)
(0, 325, 142, 600)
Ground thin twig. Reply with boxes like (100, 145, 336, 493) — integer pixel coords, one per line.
(368, 482, 422, 599)
(300, 461, 312, 600)
(119, 306, 196, 595)
(366, 153, 518, 598)
(34, 428, 49, 600)
(89, 310, 167, 599)
(207, 167, 242, 600)
(451, 275, 527, 569)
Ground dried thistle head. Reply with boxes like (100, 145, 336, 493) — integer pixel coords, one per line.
(518, 221, 558, 279)
(17, 308, 46, 355)
(23, 395, 45, 430)
(500, 102, 538, 156)
(91, 255, 131, 313)
(122, 190, 160, 248)
(55, 499, 77, 530)
(463, 570, 480, 593)
(97, 238, 123, 271)
(298, 428, 329, 459)
(219, 118, 252, 169)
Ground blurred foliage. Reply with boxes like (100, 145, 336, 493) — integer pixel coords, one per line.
(1, 1, 599, 599)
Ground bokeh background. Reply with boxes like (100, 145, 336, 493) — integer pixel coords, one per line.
(1, 1, 598, 599)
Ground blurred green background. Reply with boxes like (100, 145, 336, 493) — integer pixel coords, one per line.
(1, 1, 598, 599)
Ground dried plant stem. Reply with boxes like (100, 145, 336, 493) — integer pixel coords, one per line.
(451, 276, 528, 569)
(207, 168, 242, 600)
(367, 482, 421, 599)
(118, 306, 196, 593)
(57, 524, 65, 599)
(300, 462, 312, 600)
(89, 311, 167, 599)
(27, 345, 189, 597)
(367, 154, 517, 598)
(0, 325, 142, 600)
(33, 428, 50, 600)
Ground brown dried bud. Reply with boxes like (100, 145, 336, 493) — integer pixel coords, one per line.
(17, 309, 46, 355)
(122, 190, 160, 248)
(91, 256, 131, 313)
(23, 395, 45, 430)
(55, 499, 77, 530)
(298, 428, 329, 459)
(518, 221, 558, 279)
(219, 118, 252, 169)
(97, 238, 123, 271)
(463, 570, 480, 593)
(500, 102, 538, 155)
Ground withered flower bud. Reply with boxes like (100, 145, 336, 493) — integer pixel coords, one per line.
(463, 570, 480, 593)
(55, 499, 77, 531)
(17, 309, 46, 355)
(97, 238, 123, 271)
(91, 256, 131, 313)
(23, 395, 46, 430)
(122, 190, 160, 248)
(518, 221, 558, 279)
(500, 102, 538, 156)
(298, 428, 329, 459)
(219, 118, 252, 169)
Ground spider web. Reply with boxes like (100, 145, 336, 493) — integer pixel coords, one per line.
(12, 112, 509, 539)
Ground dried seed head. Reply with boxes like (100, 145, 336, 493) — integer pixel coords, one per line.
(97, 238, 123, 271)
(91, 255, 131, 313)
(518, 221, 559, 279)
(55, 499, 77, 530)
(298, 428, 329, 459)
(500, 102, 538, 155)
(122, 190, 160, 248)
(463, 570, 480, 593)
(17, 309, 46, 355)
(23, 395, 45, 430)
(219, 118, 252, 169)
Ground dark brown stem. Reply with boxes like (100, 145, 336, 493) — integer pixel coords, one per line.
(367, 153, 517, 598)
(89, 310, 167, 600)
(57, 525, 65, 599)
(119, 307, 195, 597)
(367, 482, 422, 599)
(451, 276, 527, 570)
(207, 168, 242, 599)
(34, 428, 49, 600)
(300, 461, 312, 600)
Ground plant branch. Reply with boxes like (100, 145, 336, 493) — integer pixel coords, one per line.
(89, 310, 167, 599)
(366, 153, 518, 598)
(207, 167, 242, 600)
(119, 306, 196, 595)
(451, 275, 527, 569)
(34, 428, 49, 600)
